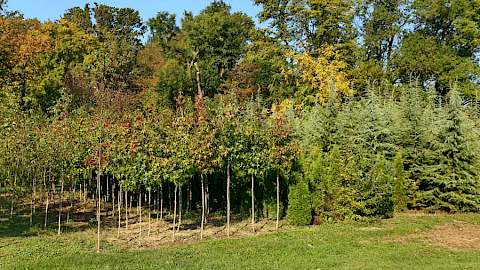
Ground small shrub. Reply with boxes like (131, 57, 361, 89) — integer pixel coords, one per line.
(288, 182, 312, 225)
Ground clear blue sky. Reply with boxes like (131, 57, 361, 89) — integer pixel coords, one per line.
(7, 0, 261, 23)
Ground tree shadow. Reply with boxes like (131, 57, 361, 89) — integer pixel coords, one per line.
(0, 198, 101, 237)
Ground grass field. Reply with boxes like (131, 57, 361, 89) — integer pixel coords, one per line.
(1, 211, 479, 269)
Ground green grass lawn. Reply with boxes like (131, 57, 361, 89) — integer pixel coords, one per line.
(1, 213, 479, 269)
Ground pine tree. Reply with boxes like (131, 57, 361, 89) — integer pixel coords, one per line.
(416, 91, 480, 212)
(393, 152, 408, 212)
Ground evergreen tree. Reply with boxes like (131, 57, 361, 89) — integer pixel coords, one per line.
(393, 152, 408, 212)
(287, 181, 311, 225)
(416, 91, 480, 212)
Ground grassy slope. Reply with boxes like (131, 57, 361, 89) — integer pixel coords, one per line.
(1, 214, 479, 269)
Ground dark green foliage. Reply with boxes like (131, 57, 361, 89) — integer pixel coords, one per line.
(416, 91, 480, 212)
(147, 12, 178, 45)
(303, 146, 356, 221)
(358, 156, 394, 218)
(393, 152, 408, 212)
(287, 181, 311, 225)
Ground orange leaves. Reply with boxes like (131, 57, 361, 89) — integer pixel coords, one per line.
(195, 94, 208, 125)
(83, 150, 107, 168)
(0, 17, 47, 80)
(271, 99, 293, 138)
(120, 122, 131, 134)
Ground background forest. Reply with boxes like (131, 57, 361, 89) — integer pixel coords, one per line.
(0, 0, 479, 250)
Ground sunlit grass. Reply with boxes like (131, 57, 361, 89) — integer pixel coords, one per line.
(1, 212, 479, 269)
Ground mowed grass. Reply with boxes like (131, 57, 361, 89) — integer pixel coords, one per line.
(1, 213, 480, 269)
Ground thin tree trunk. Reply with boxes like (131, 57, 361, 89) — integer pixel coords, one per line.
(177, 186, 182, 232)
(83, 178, 86, 205)
(125, 190, 128, 229)
(58, 178, 64, 235)
(160, 185, 163, 220)
(251, 174, 255, 233)
(200, 175, 205, 240)
(139, 191, 142, 237)
(187, 181, 191, 212)
(118, 188, 121, 237)
(32, 173, 36, 214)
(96, 170, 101, 253)
(226, 161, 231, 237)
(112, 182, 115, 219)
(10, 195, 14, 220)
(129, 194, 132, 214)
(205, 180, 209, 221)
(106, 175, 109, 203)
(172, 185, 177, 242)
(194, 61, 202, 96)
(148, 189, 151, 236)
(44, 185, 49, 229)
(168, 184, 171, 215)
(276, 173, 280, 231)
(10, 168, 17, 220)
(67, 185, 73, 224)
(137, 192, 139, 216)
(155, 187, 159, 222)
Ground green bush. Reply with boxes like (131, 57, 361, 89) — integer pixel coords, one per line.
(288, 182, 312, 225)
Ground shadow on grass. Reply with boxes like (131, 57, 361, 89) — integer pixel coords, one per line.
(0, 197, 100, 237)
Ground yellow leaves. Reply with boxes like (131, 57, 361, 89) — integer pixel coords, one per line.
(271, 98, 293, 120)
(294, 46, 353, 104)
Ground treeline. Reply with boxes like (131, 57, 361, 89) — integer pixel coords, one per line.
(0, 0, 479, 248)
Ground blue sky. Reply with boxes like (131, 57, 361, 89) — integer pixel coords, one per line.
(7, 0, 261, 23)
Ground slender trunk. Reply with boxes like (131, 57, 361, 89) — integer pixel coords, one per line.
(83, 178, 86, 205)
(160, 185, 163, 220)
(137, 192, 139, 216)
(10, 168, 16, 220)
(194, 61, 202, 96)
(177, 186, 182, 232)
(118, 188, 121, 237)
(106, 175, 109, 203)
(205, 180, 209, 221)
(139, 191, 142, 237)
(148, 189, 151, 236)
(276, 173, 280, 231)
(251, 174, 255, 233)
(44, 185, 49, 229)
(41, 168, 46, 221)
(10, 195, 14, 220)
(112, 182, 115, 219)
(58, 178, 64, 235)
(96, 171, 101, 253)
(125, 191, 128, 229)
(156, 187, 159, 222)
(172, 185, 177, 242)
(129, 194, 132, 214)
(153, 188, 157, 221)
(168, 184, 171, 215)
(200, 175, 205, 240)
(226, 161, 231, 237)
(187, 181, 191, 212)
(67, 185, 72, 224)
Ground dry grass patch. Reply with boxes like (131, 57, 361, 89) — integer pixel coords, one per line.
(421, 221, 480, 250)
(379, 220, 480, 251)
(104, 217, 290, 249)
